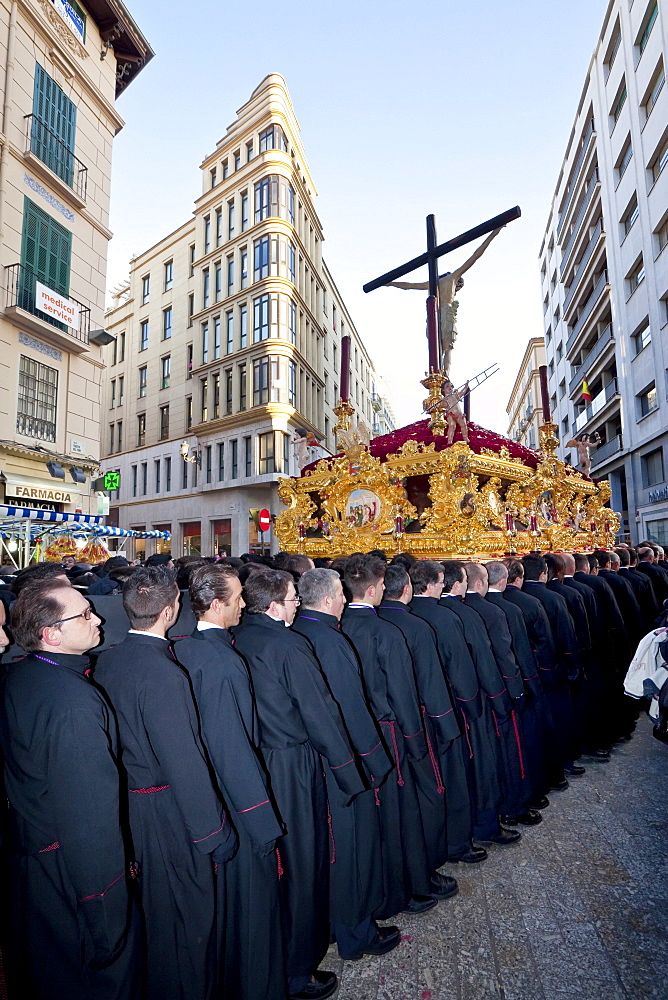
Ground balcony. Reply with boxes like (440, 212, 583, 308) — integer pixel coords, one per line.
(572, 378, 619, 435)
(591, 434, 623, 468)
(4, 264, 90, 350)
(563, 220, 604, 316)
(24, 114, 88, 203)
(568, 324, 615, 396)
(566, 270, 609, 354)
(559, 172, 600, 274)
(557, 120, 596, 237)
(371, 391, 382, 413)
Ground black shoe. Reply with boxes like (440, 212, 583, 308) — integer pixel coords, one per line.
(289, 970, 338, 1000)
(500, 809, 542, 826)
(582, 750, 610, 761)
(564, 764, 586, 776)
(550, 778, 569, 791)
(529, 796, 550, 810)
(401, 895, 438, 914)
(480, 827, 522, 846)
(429, 872, 458, 899)
(449, 846, 488, 864)
(341, 925, 401, 961)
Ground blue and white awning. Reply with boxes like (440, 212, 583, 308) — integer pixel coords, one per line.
(0, 504, 103, 525)
(0, 505, 170, 540)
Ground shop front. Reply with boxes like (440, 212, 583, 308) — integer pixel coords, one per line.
(182, 521, 201, 556)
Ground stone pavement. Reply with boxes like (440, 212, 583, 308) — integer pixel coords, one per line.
(326, 717, 668, 1000)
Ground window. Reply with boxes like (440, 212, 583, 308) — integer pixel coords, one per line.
(234, 151, 241, 171)
(642, 447, 664, 487)
(222, 160, 229, 180)
(617, 137, 633, 181)
(637, 2, 658, 57)
(189, 244, 196, 277)
(185, 395, 193, 430)
(132, 465, 137, 497)
(31, 65, 77, 187)
(160, 404, 169, 439)
(253, 357, 270, 405)
(138, 366, 147, 397)
(118, 373, 124, 405)
(559, 378, 566, 398)
(203, 269, 210, 308)
(213, 372, 220, 418)
(247, 141, 254, 162)
(112, 337, 118, 365)
(215, 208, 223, 248)
(163, 307, 172, 340)
(109, 423, 115, 454)
(628, 258, 646, 295)
(141, 275, 150, 304)
(650, 137, 668, 184)
(240, 304, 248, 348)
(288, 360, 296, 406)
(202, 322, 209, 364)
(231, 439, 238, 478)
(605, 21, 621, 74)
(213, 316, 221, 359)
(110, 379, 116, 408)
(225, 368, 233, 414)
(239, 363, 247, 411)
(288, 300, 296, 344)
(218, 442, 225, 481)
(164, 456, 171, 492)
(201, 376, 208, 422)
(155, 459, 161, 493)
(622, 194, 639, 236)
(182, 455, 188, 488)
(253, 294, 269, 341)
(632, 319, 651, 355)
(258, 431, 275, 474)
(259, 125, 287, 152)
(643, 63, 665, 120)
(241, 249, 248, 288)
(254, 236, 269, 280)
(638, 382, 658, 417)
(215, 263, 222, 302)
(186, 343, 193, 378)
(117, 420, 123, 451)
(140, 320, 149, 351)
(610, 79, 627, 127)
(164, 260, 173, 291)
(227, 256, 234, 295)
(656, 217, 668, 254)
(141, 463, 147, 496)
(244, 436, 252, 477)
(254, 176, 294, 224)
(288, 242, 295, 283)
(228, 201, 235, 240)
(188, 293, 194, 327)
(204, 216, 211, 254)
(241, 192, 249, 232)
(226, 311, 234, 354)
(205, 445, 212, 484)
(161, 355, 171, 389)
(210, 167, 217, 188)
(137, 412, 146, 447)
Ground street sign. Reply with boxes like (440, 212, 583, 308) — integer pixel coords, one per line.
(258, 508, 271, 532)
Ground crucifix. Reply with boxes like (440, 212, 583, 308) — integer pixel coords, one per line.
(363, 206, 521, 377)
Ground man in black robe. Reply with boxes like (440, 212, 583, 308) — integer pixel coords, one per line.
(595, 550, 644, 650)
(636, 545, 668, 606)
(522, 554, 584, 773)
(233, 570, 362, 1000)
(176, 564, 286, 1000)
(617, 547, 659, 632)
(293, 568, 400, 962)
(1, 579, 141, 999)
(411, 561, 517, 848)
(377, 564, 477, 868)
(95, 566, 235, 1000)
(341, 555, 454, 918)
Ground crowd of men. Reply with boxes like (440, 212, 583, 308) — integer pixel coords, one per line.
(0, 539, 667, 1000)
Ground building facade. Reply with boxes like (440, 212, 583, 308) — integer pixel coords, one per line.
(506, 337, 547, 450)
(539, 0, 668, 544)
(0, 0, 151, 517)
(101, 75, 393, 558)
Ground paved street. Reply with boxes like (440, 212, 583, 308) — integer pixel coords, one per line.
(327, 717, 668, 1000)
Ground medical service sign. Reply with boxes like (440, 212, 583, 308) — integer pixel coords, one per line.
(36, 282, 80, 330)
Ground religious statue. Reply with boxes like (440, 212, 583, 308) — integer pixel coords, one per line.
(386, 227, 502, 375)
(566, 432, 601, 478)
(441, 378, 470, 446)
(338, 421, 372, 466)
(292, 427, 322, 472)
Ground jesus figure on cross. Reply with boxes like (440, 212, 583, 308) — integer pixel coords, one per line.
(386, 227, 502, 376)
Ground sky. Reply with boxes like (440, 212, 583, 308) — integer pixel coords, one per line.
(106, 0, 611, 434)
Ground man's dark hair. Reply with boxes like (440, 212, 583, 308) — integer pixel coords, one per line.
(122, 565, 178, 630)
(103, 555, 129, 574)
(107, 565, 136, 588)
(219, 556, 243, 569)
(390, 552, 416, 569)
(615, 547, 630, 567)
(10, 582, 72, 651)
(189, 564, 238, 618)
(594, 549, 611, 568)
(11, 563, 69, 596)
(313, 557, 332, 568)
(587, 553, 598, 571)
(174, 556, 207, 590)
(368, 549, 388, 563)
(409, 560, 443, 595)
(522, 554, 547, 581)
(574, 552, 590, 571)
(344, 554, 386, 600)
(242, 569, 292, 613)
(506, 559, 524, 584)
(145, 553, 172, 568)
(283, 554, 312, 578)
(627, 546, 638, 566)
(441, 560, 465, 593)
(272, 552, 291, 569)
(383, 564, 410, 600)
(328, 557, 349, 579)
(544, 553, 564, 581)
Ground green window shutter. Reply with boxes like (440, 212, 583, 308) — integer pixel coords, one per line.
(32, 64, 76, 186)
(20, 197, 72, 329)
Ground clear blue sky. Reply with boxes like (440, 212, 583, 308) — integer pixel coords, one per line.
(107, 0, 610, 433)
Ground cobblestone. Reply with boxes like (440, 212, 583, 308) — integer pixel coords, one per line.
(324, 717, 668, 999)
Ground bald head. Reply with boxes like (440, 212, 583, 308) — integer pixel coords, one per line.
(561, 552, 576, 575)
(465, 562, 488, 595)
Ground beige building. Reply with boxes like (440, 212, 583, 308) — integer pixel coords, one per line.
(0, 0, 151, 516)
(101, 74, 394, 558)
(506, 337, 547, 450)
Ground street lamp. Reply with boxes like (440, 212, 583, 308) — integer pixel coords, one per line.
(180, 440, 201, 468)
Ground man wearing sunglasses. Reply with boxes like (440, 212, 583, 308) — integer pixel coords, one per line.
(0, 580, 142, 998)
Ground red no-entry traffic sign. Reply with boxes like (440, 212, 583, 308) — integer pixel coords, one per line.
(258, 509, 271, 532)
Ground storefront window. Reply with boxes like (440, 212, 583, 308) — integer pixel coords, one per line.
(212, 518, 232, 557)
(182, 521, 201, 557)
(153, 524, 172, 556)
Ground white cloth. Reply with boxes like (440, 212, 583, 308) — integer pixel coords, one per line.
(196, 621, 223, 631)
(128, 629, 167, 641)
(624, 628, 668, 699)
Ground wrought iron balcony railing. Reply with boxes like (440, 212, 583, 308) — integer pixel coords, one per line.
(24, 114, 88, 201)
(5, 263, 90, 344)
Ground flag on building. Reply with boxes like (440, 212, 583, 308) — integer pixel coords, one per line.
(582, 379, 592, 402)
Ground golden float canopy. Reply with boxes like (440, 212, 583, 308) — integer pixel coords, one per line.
(275, 421, 620, 561)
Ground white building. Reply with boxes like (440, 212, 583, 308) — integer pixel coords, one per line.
(539, 0, 668, 544)
(506, 338, 547, 450)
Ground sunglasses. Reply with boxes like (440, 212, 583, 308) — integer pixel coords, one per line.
(49, 606, 95, 627)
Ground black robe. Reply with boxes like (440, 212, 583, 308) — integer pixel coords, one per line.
(232, 613, 363, 978)
(635, 560, 668, 606)
(95, 633, 234, 1000)
(377, 600, 465, 866)
(620, 567, 659, 632)
(573, 571, 629, 670)
(559, 576, 609, 750)
(0, 652, 141, 1000)
(291, 611, 390, 928)
(176, 627, 285, 1000)
(340, 604, 432, 917)
(598, 570, 644, 649)
(409, 597, 502, 822)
